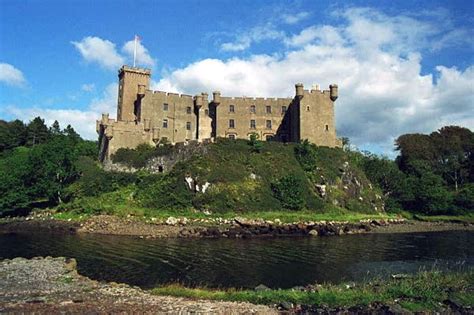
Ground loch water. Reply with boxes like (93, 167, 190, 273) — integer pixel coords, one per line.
(1, 231, 472, 289)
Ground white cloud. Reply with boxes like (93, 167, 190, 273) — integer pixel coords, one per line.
(122, 39, 156, 67)
(0, 63, 26, 87)
(72, 36, 156, 70)
(220, 24, 285, 52)
(156, 8, 474, 153)
(71, 36, 125, 70)
(81, 83, 95, 92)
(5, 83, 118, 140)
(282, 12, 310, 24)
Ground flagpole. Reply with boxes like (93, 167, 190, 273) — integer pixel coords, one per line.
(133, 35, 137, 67)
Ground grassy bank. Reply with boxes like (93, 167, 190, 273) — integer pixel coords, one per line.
(49, 206, 399, 224)
(151, 270, 474, 312)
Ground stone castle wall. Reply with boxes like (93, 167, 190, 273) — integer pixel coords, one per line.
(97, 66, 341, 161)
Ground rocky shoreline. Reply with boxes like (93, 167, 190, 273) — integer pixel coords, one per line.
(2, 257, 472, 314)
(0, 256, 274, 314)
(1, 214, 473, 239)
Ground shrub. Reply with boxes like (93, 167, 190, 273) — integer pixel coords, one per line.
(455, 183, 474, 212)
(67, 156, 137, 198)
(248, 133, 263, 153)
(271, 174, 305, 210)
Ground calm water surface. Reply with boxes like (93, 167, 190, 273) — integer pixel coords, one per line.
(0, 231, 472, 289)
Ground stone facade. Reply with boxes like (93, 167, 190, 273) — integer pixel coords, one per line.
(97, 65, 342, 161)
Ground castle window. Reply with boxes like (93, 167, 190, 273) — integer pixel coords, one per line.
(325, 124, 329, 131)
(306, 106, 310, 111)
(229, 119, 235, 128)
(186, 122, 191, 130)
(229, 134, 236, 140)
(266, 106, 272, 114)
(282, 106, 287, 114)
(250, 120, 256, 129)
(163, 103, 169, 111)
(205, 109, 209, 116)
(250, 105, 256, 113)
(186, 106, 192, 114)
(163, 119, 168, 128)
(266, 120, 272, 129)
(229, 104, 235, 113)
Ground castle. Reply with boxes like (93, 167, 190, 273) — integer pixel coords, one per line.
(97, 65, 341, 161)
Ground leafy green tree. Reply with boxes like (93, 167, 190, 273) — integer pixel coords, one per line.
(359, 153, 407, 211)
(248, 133, 263, 153)
(294, 139, 317, 172)
(430, 126, 473, 191)
(0, 148, 33, 212)
(26, 117, 50, 146)
(341, 137, 350, 151)
(271, 174, 305, 210)
(455, 183, 474, 212)
(0, 119, 28, 151)
(395, 133, 436, 174)
(50, 120, 62, 135)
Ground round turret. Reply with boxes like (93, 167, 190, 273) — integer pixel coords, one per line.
(295, 83, 304, 99)
(330, 84, 338, 101)
(213, 91, 221, 105)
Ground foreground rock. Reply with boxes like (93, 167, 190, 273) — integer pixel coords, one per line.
(0, 257, 275, 314)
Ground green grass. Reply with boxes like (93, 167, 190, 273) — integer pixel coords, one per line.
(151, 270, 474, 311)
(54, 199, 399, 224)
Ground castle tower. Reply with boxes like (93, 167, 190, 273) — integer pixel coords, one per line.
(297, 83, 339, 147)
(117, 66, 151, 121)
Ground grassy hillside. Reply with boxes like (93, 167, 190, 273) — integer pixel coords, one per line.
(59, 138, 386, 218)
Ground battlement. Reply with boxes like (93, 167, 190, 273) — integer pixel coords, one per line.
(148, 90, 194, 99)
(220, 96, 293, 102)
(119, 65, 151, 76)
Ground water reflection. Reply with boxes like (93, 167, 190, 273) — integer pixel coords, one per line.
(0, 231, 472, 289)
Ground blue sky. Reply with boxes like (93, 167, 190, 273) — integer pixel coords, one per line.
(0, 0, 473, 154)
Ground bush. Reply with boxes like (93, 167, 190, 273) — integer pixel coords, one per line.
(136, 173, 193, 210)
(455, 183, 474, 212)
(67, 156, 137, 198)
(271, 174, 305, 210)
(248, 133, 263, 153)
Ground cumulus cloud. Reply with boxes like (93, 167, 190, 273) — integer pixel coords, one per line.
(122, 39, 156, 67)
(71, 36, 125, 70)
(156, 8, 474, 153)
(220, 24, 285, 52)
(282, 12, 310, 24)
(5, 83, 118, 140)
(0, 63, 26, 87)
(72, 36, 157, 69)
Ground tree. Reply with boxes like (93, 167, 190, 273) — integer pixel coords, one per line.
(26, 117, 49, 146)
(0, 119, 27, 151)
(395, 133, 436, 174)
(430, 126, 473, 191)
(341, 137, 350, 151)
(294, 139, 317, 172)
(248, 133, 263, 153)
(50, 120, 62, 135)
